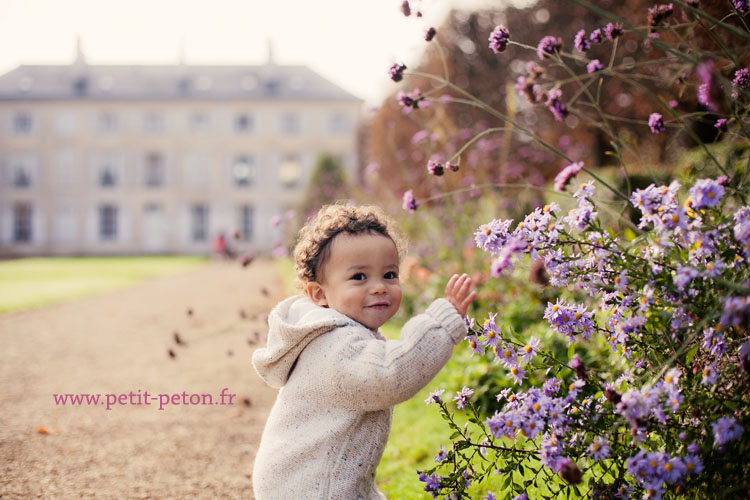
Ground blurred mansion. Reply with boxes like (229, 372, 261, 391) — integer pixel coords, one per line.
(0, 45, 361, 256)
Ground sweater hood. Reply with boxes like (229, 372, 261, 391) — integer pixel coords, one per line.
(252, 295, 354, 388)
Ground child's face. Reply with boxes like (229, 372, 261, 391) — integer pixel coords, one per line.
(306, 232, 402, 331)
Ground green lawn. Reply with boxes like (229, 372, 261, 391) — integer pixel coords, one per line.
(0, 256, 207, 314)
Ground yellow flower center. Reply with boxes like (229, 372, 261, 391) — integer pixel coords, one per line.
(524, 345, 533, 353)
(511, 367, 519, 375)
(665, 462, 673, 472)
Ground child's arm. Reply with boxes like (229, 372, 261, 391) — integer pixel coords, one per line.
(321, 274, 475, 411)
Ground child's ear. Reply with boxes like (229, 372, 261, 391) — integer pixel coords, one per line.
(305, 282, 328, 307)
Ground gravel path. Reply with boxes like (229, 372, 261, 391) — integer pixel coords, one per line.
(0, 259, 284, 499)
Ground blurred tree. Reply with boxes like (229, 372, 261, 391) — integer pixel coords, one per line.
(300, 152, 351, 219)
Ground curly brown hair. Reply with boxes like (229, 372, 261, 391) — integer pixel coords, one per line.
(293, 204, 407, 285)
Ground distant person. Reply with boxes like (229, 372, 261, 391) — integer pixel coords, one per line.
(251, 204, 475, 499)
(212, 232, 234, 259)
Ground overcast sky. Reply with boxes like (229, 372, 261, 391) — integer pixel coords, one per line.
(0, 0, 509, 105)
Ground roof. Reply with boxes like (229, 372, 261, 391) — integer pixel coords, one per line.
(0, 63, 362, 102)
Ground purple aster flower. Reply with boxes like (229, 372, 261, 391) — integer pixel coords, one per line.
(740, 340, 750, 373)
(402, 189, 418, 213)
(553, 161, 584, 192)
(589, 436, 610, 461)
(546, 88, 568, 121)
(589, 28, 603, 43)
(425, 388, 445, 405)
(465, 334, 486, 356)
(715, 118, 728, 132)
(485, 493, 498, 500)
(697, 60, 723, 112)
(544, 377, 561, 396)
(648, 112, 665, 133)
(454, 386, 474, 410)
(720, 295, 750, 329)
(674, 266, 699, 291)
(604, 22, 624, 40)
(537, 35, 562, 60)
(587, 59, 604, 73)
(702, 327, 727, 357)
(701, 363, 719, 386)
(425, 27, 437, 42)
(489, 25, 511, 53)
(434, 445, 448, 463)
(732, 67, 750, 99)
(474, 218, 513, 254)
(684, 454, 704, 475)
(426, 159, 444, 176)
(389, 63, 407, 82)
(733, 0, 749, 14)
(574, 30, 590, 52)
(712, 416, 743, 446)
(512, 494, 528, 500)
(689, 178, 725, 209)
(508, 364, 526, 385)
(423, 473, 441, 494)
(518, 336, 541, 364)
(648, 4, 674, 27)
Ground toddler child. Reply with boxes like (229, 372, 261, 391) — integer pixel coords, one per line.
(252, 204, 475, 499)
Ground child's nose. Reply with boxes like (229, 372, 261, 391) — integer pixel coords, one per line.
(371, 281, 387, 294)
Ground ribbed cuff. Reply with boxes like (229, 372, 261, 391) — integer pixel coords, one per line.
(425, 298, 468, 344)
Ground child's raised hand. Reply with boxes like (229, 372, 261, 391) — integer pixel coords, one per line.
(444, 273, 476, 318)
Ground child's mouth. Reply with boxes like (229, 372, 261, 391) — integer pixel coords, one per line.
(368, 303, 390, 310)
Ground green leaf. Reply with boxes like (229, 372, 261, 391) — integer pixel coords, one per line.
(685, 345, 700, 366)
(567, 343, 576, 362)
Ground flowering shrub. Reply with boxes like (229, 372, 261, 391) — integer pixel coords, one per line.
(389, 1, 750, 498)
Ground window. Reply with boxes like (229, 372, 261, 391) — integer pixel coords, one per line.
(13, 203, 32, 242)
(12, 163, 32, 188)
(96, 112, 118, 133)
(190, 112, 210, 133)
(99, 205, 118, 240)
(236, 205, 253, 241)
(145, 153, 165, 187)
(99, 160, 117, 188)
(191, 204, 209, 241)
(232, 156, 254, 187)
(143, 112, 165, 133)
(235, 113, 254, 133)
(13, 112, 33, 134)
(280, 112, 300, 135)
(279, 155, 302, 188)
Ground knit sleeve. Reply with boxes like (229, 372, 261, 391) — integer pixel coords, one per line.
(322, 298, 467, 411)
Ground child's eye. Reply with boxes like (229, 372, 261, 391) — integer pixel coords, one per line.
(351, 273, 366, 281)
(384, 271, 398, 280)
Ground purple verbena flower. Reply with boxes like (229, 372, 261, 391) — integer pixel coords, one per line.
(733, 0, 749, 14)
(648, 112, 665, 134)
(604, 22, 624, 40)
(732, 67, 750, 99)
(397, 88, 424, 113)
(589, 28, 603, 43)
(553, 161, 584, 192)
(648, 4, 674, 27)
(425, 27, 437, 42)
(402, 189, 418, 212)
(697, 60, 723, 112)
(715, 118, 728, 132)
(489, 25, 511, 53)
(426, 159, 444, 176)
(574, 30, 590, 52)
(537, 36, 562, 60)
(546, 88, 568, 121)
(587, 59, 604, 73)
(389, 63, 407, 82)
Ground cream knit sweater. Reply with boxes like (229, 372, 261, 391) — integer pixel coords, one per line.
(251, 295, 467, 500)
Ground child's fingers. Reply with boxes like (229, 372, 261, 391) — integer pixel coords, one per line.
(445, 273, 459, 293)
(461, 291, 477, 311)
(456, 274, 472, 298)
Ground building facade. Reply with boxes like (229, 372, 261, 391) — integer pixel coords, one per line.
(0, 51, 361, 256)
